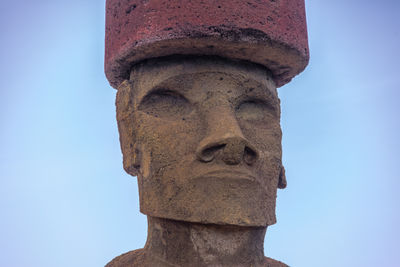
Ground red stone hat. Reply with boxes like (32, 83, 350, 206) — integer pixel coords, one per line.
(105, 0, 309, 89)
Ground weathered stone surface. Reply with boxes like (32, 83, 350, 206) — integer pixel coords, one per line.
(107, 249, 287, 267)
(105, 0, 309, 89)
(110, 57, 288, 266)
(116, 57, 285, 227)
(105, 1, 310, 265)
(106, 217, 288, 267)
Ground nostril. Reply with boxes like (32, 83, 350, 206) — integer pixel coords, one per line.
(244, 146, 257, 165)
(199, 144, 225, 162)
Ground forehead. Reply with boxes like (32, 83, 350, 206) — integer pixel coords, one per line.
(129, 57, 277, 99)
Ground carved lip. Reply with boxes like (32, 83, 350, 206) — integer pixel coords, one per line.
(193, 169, 257, 182)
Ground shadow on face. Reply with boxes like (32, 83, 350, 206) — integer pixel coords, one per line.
(116, 56, 285, 227)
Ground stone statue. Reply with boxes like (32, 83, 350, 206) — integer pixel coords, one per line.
(104, 1, 309, 266)
(107, 57, 287, 266)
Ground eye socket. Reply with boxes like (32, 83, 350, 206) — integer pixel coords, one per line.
(235, 100, 276, 122)
(138, 89, 192, 119)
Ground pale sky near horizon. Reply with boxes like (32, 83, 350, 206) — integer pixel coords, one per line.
(1, 1, 399, 266)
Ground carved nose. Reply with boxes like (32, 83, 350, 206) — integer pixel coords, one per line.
(196, 136, 258, 165)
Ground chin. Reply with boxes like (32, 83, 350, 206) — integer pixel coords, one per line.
(139, 175, 277, 227)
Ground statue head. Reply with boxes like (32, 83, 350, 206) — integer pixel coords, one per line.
(116, 56, 286, 227)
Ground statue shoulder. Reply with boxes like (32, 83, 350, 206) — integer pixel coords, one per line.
(105, 249, 146, 267)
(106, 250, 289, 267)
(263, 256, 289, 267)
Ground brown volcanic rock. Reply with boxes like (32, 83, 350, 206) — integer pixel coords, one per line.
(105, 0, 310, 265)
(111, 57, 290, 266)
(106, 249, 288, 267)
(116, 57, 284, 227)
(105, 0, 309, 89)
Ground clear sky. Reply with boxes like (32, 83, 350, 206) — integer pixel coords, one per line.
(0, 0, 399, 266)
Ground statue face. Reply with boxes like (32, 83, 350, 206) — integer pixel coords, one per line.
(116, 58, 284, 227)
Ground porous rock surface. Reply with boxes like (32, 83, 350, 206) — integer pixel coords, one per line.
(106, 249, 288, 267)
(105, 0, 309, 89)
(105, 1, 309, 266)
(116, 57, 283, 227)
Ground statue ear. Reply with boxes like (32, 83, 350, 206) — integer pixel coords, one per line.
(116, 80, 139, 176)
(278, 165, 287, 189)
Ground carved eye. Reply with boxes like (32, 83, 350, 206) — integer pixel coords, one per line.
(138, 90, 192, 119)
(235, 100, 276, 122)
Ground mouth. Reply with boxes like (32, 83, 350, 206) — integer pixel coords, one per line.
(193, 169, 257, 182)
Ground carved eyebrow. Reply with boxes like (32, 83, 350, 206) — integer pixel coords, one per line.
(236, 81, 279, 106)
(237, 96, 280, 117)
(137, 80, 185, 104)
(139, 86, 187, 105)
(152, 75, 194, 94)
(138, 71, 277, 105)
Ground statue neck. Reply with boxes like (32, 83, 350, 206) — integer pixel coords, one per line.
(144, 216, 267, 266)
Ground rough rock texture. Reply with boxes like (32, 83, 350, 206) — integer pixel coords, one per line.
(106, 249, 288, 267)
(116, 57, 286, 227)
(106, 217, 289, 267)
(105, 0, 309, 89)
(110, 57, 289, 266)
(106, 0, 310, 265)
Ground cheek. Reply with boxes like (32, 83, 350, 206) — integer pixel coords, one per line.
(136, 114, 205, 162)
(244, 124, 282, 184)
(243, 122, 282, 155)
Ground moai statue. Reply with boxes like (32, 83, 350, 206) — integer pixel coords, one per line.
(104, 1, 309, 266)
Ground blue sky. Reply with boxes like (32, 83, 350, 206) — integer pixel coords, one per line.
(1, 1, 399, 266)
